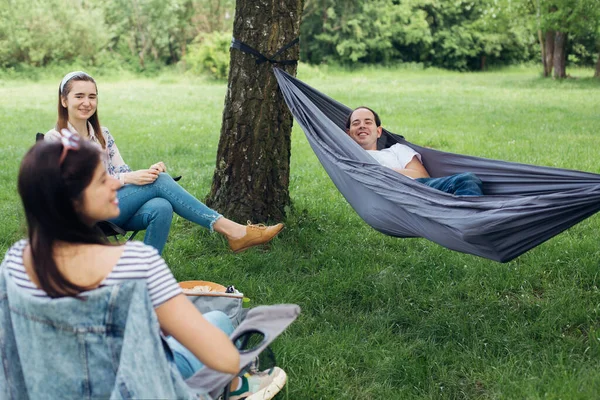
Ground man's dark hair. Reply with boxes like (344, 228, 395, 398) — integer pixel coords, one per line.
(345, 106, 381, 130)
(18, 140, 106, 298)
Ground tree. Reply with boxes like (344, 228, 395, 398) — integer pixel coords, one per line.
(101, 0, 238, 70)
(0, 0, 109, 68)
(207, 0, 304, 222)
(100, 0, 204, 69)
(300, 0, 368, 64)
(532, 0, 600, 78)
(424, 0, 534, 71)
(596, 26, 600, 78)
(299, 0, 536, 70)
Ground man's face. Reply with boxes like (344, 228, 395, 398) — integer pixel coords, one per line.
(346, 108, 382, 151)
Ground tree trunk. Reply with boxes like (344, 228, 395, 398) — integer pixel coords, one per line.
(180, 42, 187, 69)
(535, 0, 550, 77)
(553, 31, 567, 79)
(537, 30, 546, 74)
(595, 51, 600, 78)
(207, 0, 304, 222)
(543, 30, 555, 77)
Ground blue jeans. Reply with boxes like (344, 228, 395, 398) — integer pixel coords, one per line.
(109, 173, 222, 254)
(166, 310, 234, 379)
(416, 172, 483, 196)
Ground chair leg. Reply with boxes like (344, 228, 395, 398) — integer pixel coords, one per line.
(128, 231, 140, 241)
(107, 235, 123, 244)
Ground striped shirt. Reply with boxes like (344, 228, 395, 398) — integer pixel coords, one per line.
(1, 240, 182, 308)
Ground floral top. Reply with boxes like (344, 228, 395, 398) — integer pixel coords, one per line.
(46, 122, 132, 181)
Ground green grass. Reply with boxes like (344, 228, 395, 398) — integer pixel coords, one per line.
(1, 65, 600, 399)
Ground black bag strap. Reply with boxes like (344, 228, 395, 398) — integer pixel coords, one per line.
(231, 37, 299, 65)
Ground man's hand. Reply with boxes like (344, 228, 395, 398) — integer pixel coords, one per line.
(150, 161, 167, 173)
(126, 169, 160, 185)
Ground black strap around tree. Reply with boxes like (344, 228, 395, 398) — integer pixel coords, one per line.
(230, 37, 299, 65)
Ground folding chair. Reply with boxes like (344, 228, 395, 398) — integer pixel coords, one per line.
(1, 273, 300, 399)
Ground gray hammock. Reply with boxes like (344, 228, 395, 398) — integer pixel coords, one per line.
(273, 67, 600, 263)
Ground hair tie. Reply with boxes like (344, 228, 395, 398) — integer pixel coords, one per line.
(60, 71, 91, 94)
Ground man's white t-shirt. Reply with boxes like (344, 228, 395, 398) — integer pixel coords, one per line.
(366, 143, 422, 170)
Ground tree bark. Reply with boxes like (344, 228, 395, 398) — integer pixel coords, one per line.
(207, 0, 304, 222)
(537, 30, 546, 74)
(595, 51, 600, 78)
(553, 31, 567, 79)
(543, 30, 555, 77)
(535, 0, 551, 77)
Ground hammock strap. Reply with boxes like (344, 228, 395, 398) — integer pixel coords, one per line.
(231, 37, 299, 65)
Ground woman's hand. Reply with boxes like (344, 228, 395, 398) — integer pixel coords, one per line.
(156, 295, 240, 375)
(150, 161, 167, 173)
(125, 169, 160, 185)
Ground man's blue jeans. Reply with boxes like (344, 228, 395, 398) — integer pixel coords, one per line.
(166, 310, 234, 379)
(109, 173, 222, 254)
(416, 172, 483, 196)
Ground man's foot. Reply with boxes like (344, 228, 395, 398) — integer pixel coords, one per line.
(229, 367, 287, 400)
(227, 222, 284, 253)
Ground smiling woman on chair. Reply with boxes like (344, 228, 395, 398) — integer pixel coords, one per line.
(45, 71, 284, 255)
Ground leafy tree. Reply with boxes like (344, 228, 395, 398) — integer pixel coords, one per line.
(180, 0, 235, 72)
(0, 0, 236, 71)
(0, 0, 109, 68)
(185, 31, 231, 79)
(1, 0, 594, 74)
(531, 0, 600, 78)
(469, 0, 535, 70)
(300, 0, 364, 64)
(375, 0, 433, 64)
(100, 0, 186, 69)
(596, 28, 600, 77)
(420, 0, 535, 70)
(99, 0, 235, 70)
(191, 0, 235, 33)
(300, 0, 537, 70)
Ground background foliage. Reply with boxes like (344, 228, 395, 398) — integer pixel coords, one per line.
(1, 0, 598, 74)
(301, 0, 537, 70)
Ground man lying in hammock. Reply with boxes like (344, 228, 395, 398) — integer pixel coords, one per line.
(346, 107, 483, 196)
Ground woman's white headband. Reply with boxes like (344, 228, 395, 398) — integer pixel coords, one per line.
(60, 71, 91, 94)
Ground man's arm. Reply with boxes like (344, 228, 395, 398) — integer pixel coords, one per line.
(391, 155, 430, 179)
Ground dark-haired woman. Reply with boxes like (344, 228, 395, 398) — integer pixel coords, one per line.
(1, 136, 286, 399)
(46, 71, 283, 255)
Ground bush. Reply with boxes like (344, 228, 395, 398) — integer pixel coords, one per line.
(184, 31, 232, 80)
(0, 0, 110, 68)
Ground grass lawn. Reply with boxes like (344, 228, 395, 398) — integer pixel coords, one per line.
(1, 65, 600, 399)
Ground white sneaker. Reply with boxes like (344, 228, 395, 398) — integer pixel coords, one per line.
(229, 367, 287, 400)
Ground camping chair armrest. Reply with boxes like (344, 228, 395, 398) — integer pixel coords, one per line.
(97, 220, 127, 236)
(184, 304, 300, 397)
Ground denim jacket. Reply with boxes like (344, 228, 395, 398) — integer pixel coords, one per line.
(0, 266, 209, 400)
